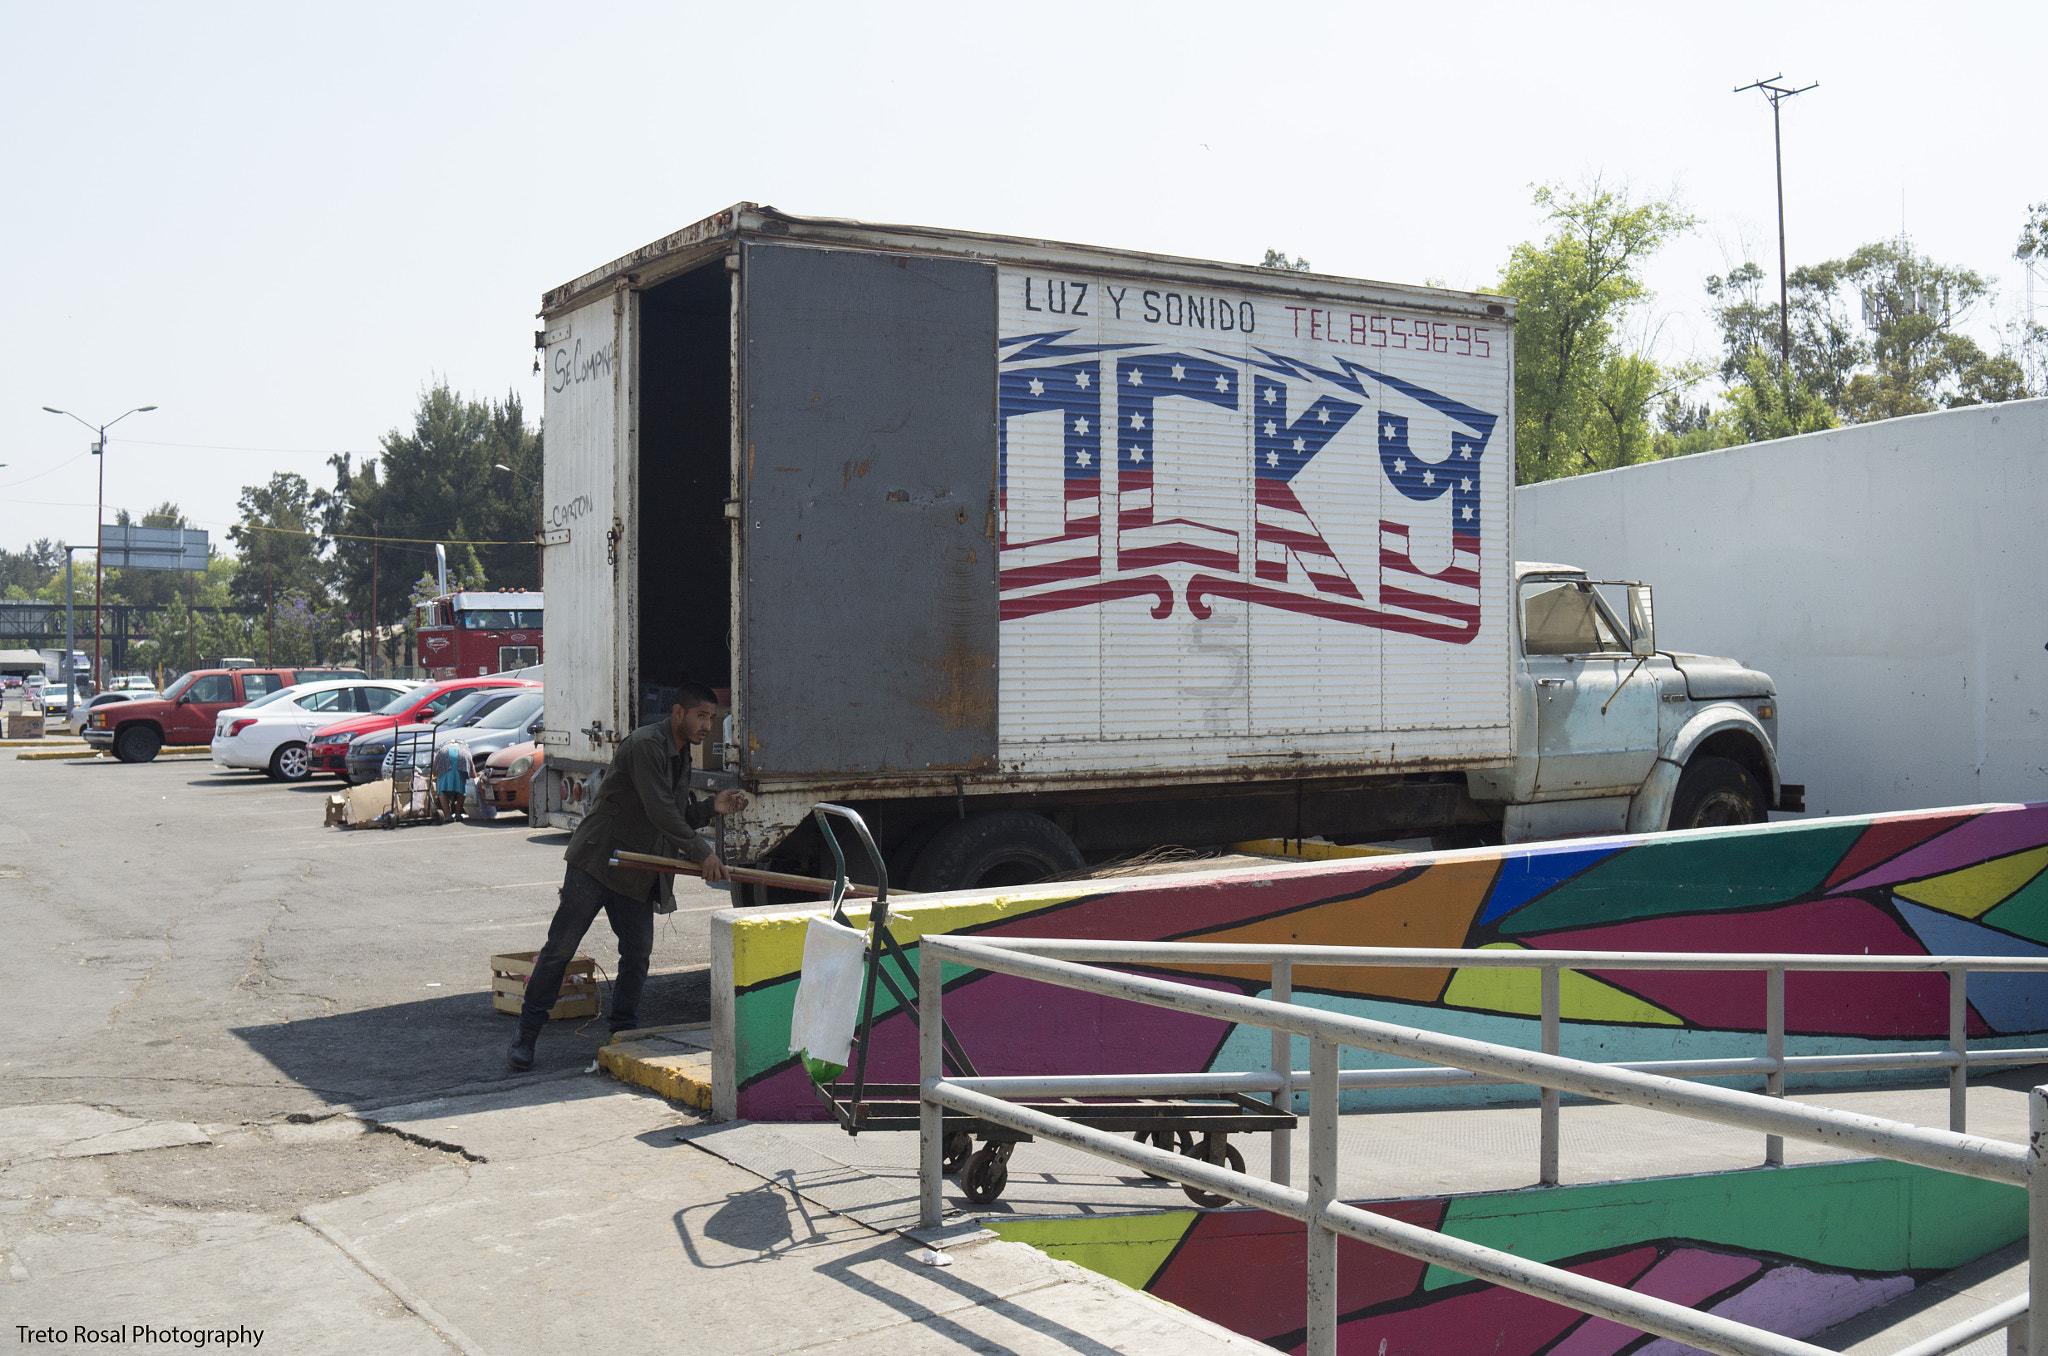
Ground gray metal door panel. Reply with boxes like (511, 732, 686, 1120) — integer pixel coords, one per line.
(741, 243, 998, 778)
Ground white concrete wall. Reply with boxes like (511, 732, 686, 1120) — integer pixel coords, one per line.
(1515, 398, 2048, 817)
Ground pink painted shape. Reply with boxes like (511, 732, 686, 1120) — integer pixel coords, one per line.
(1835, 804, 2048, 896)
(1633, 1264, 1913, 1354)
(975, 857, 1421, 943)
(1548, 1248, 1764, 1356)
(1538, 899, 1983, 1039)
(1823, 811, 1980, 891)
(737, 968, 1242, 1120)
(1313, 1247, 1660, 1356)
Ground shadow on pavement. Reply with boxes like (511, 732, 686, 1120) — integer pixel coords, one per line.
(673, 1173, 834, 1267)
(232, 968, 711, 1109)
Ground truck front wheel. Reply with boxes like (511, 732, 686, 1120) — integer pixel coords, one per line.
(907, 811, 1086, 893)
(113, 725, 162, 764)
(1668, 756, 1767, 830)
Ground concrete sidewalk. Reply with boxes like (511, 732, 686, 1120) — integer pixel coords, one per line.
(324, 1078, 1264, 1354)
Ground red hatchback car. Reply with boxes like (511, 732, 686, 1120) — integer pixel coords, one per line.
(305, 676, 538, 781)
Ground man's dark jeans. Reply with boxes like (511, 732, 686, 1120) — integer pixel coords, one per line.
(518, 865, 655, 1040)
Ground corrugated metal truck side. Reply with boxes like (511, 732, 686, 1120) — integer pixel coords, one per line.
(538, 205, 1522, 893)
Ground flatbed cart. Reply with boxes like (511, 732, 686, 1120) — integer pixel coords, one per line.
(799, 803, 1296, 1209)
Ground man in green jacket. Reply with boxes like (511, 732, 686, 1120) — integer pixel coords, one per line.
(510, 680, 746, 1071)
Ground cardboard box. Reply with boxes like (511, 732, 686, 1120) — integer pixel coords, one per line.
(489, 951, 599, 1020)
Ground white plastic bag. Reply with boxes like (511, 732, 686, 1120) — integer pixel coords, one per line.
(788, 916, 867, 1070)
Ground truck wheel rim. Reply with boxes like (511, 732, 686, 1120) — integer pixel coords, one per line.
(1693, 790, 1756, 826)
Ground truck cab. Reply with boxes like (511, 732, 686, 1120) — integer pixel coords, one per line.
(1462, 563, 1798, 843)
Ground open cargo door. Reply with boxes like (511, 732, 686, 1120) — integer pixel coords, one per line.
(739, 244, 999, 780)
(540, 291, 631, 762)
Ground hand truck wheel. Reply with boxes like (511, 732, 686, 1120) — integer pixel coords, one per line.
(1133, 1127, 1194, 1180)
(942, 1131, 974, 1176)
(1181, 1134, 1244, 1209)
(961, 1142, 1012, 1205)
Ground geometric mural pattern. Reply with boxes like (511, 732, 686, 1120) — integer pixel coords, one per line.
(729, 804, 2048, 1121)
(988, 1159, 2024, 1355)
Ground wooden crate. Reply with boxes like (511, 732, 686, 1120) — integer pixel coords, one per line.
(489, 951, 599, 1020)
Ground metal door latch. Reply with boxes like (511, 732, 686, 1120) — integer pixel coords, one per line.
(582, 719, 614, 748)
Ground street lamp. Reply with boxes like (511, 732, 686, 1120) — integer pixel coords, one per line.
(43, 404, 158, 688)
(493, 462, 543, 589)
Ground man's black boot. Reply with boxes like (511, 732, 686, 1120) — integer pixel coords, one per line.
(508, 1034, 536, 1072)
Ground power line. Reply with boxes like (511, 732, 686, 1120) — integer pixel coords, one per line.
(236, 523, 527, 547)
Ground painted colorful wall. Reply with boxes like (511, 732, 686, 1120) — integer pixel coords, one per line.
(710, 803, 2048, 1122)
(989, 1159, 2022, 1354)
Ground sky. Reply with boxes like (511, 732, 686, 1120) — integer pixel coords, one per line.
(3, 0, 2043, 557)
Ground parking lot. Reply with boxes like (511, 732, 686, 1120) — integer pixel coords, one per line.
(0, 749, 727, 1128)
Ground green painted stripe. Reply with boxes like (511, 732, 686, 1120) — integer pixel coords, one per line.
(1496, 819, 1871, 936)
(1421, 1159, 2022, 1290)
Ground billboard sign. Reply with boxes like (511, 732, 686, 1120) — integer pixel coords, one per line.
(98, 524, 210, 572)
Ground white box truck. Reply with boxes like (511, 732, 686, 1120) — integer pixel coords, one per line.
(536, 204, 1796, 892)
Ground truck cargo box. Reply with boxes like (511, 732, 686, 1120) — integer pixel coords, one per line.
(539, 206, 1517, 865)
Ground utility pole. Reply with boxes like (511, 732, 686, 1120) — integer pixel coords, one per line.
(61, 546, 83, 704)
(42, 405, 157, 690)
(1735, 76, 1817, 365)
(369, 518, 380, 678)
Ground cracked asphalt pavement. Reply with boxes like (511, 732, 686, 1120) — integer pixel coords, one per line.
(2, 753, 722, 1126)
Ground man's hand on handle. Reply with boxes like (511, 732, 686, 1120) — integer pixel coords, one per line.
(699, 853, 730, 883)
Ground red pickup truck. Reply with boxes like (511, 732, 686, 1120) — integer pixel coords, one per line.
(86, 666, 366, 763)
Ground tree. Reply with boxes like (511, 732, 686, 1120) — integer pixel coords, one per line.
(1707, 232, 2034, 432)
(228, 473, 329, 665)
(320, 384, 542, 666)
(1259, 249, 1311, 271)
(0, 539, 62, 599)
(2015, 203, 2048, 395)
(1499, 181, 1696, 480)
(1721, 352, 1839, 444)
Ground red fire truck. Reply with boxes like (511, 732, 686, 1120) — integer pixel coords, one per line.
(415, 591, 544, 679)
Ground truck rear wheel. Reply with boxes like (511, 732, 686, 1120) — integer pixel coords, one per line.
(114, 725, 161, 764)
(1669, 756, 1767, 830)
(907, 811, 1085, 893)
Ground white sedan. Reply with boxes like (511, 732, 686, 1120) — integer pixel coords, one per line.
(212, 679, 420, 781)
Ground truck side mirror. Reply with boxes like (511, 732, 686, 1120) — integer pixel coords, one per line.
(1628, 584, 1656, 657)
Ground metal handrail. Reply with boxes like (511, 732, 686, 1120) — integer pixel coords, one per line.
(914, 936, 2045, 1356)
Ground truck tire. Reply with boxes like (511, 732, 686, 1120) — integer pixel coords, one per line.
(1669, 756, 1767, 830)
(907, 811, 1086, 893)
(268, 742, 312, 782)
(113, 725, 161, 764)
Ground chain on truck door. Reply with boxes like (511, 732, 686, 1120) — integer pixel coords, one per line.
(1523, 580, 1660, 795)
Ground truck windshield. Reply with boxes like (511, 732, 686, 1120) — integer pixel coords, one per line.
(1522, 581, 1627, 656)
(161, 673, 196, 702)
(459, 609, 543, 630)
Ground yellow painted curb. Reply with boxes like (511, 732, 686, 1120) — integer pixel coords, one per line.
(599, 1024, 713, 1110)
(0, 739, 86, 748)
